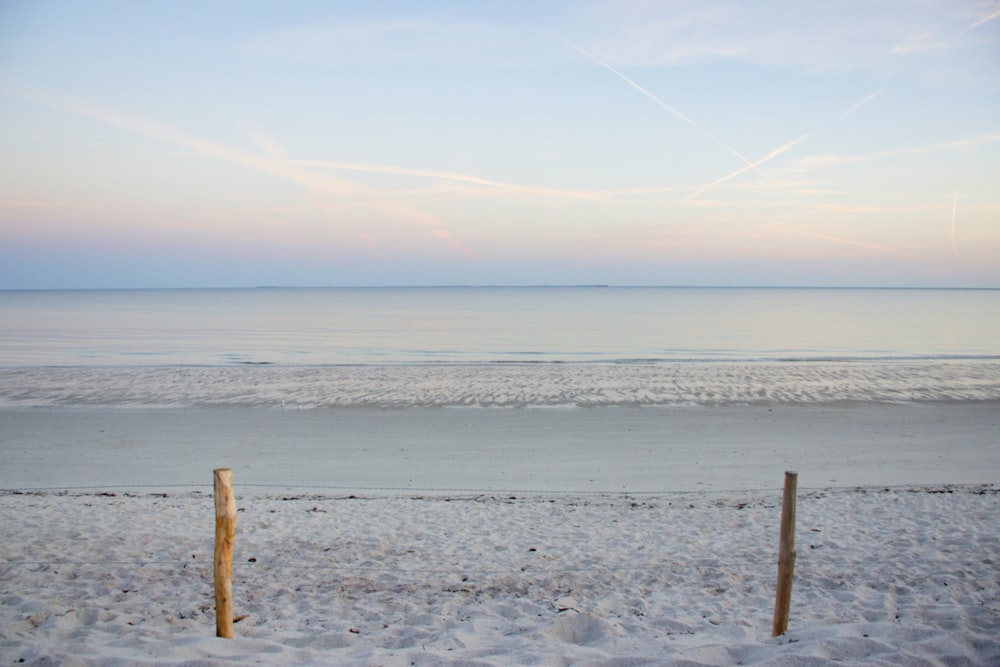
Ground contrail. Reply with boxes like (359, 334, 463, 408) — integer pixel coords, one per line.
(563, 39, 770, 180)
(683, 133, 812, 200)
(961, 7, 1000, 33)
(563, 40, 698, 127)
(840, 89, 886, 119)
(951, 191, 960, 259)
(685, 88, 885, 200)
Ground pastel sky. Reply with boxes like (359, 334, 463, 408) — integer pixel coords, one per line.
(1, 1, 998, 288)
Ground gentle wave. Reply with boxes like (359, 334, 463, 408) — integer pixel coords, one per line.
(2, 360, 999, 408)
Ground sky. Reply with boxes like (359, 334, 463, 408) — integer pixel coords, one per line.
(1, 1, 998, 289)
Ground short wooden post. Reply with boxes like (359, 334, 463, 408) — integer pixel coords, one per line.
(772, 470, 797, 636)
(214, 468, 237, 639)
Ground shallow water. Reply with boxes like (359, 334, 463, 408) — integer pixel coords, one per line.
(2, 286, 998, 408)
(1, 286, 998, 366)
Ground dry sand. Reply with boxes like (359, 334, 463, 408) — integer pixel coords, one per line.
(1, 403, 999, 665)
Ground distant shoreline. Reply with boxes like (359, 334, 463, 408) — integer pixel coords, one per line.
(2, 284, 999, 292)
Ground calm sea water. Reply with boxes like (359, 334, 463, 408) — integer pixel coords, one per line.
(1, 286, 998, 366)
(1, 287, 998, 407)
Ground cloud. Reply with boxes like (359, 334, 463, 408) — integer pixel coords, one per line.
(21, 92, 607, 204)
(769, 225, 913, 258)
(888, 37, 954, 55)
(889, 3, 1000, 53)
(15, 92, 369, 200)
(242, 124, 288, 159)
(578, 0, 990, 73)
(288, 158, 604, 202)
(13, 91, 622, 262)
(14, 92, 490, 257)
(795, 133, 1000, 170)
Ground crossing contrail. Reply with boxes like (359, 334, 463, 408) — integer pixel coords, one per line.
(685, 88, 885, 200)
(567, 40, 889, 200)
(682, 133, 812, 200)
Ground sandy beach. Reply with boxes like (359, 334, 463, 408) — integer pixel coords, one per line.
(2, 402, 999, 665)
(4, 0, 1000, 657)
(2, 402, 999, 492)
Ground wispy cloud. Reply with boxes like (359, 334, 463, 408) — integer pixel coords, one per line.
(891, 3, 1000, 53)
(581, 0, 979, 73)
(242, 124, 288, 159)
(795, 133, 1000, 169)
(27, 93, 605, 204)
(17, 92, 369, 200)
(15, 92, 489, 258)
(889, 36, 954, 55)
(15, 91, 625, 261)
(770, 225, 913, 258)
(392, 205, 480, 260)
(288, 158, 604, 201)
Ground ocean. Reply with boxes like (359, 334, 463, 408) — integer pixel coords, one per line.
(1, 286, 998, 407)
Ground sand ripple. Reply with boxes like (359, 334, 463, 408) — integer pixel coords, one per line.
(2, 360, 999, 408)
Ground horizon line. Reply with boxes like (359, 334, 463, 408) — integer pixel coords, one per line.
(1, 284, 998, 292)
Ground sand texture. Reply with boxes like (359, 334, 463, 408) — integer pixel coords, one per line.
(2, 486, 999, 666)
(2, 361, 999, 408)
(2, 402, 999, 664)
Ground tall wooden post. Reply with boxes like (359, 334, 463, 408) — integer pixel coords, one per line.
(772, 470, 797, 637)
(214, 468, 236, 639)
